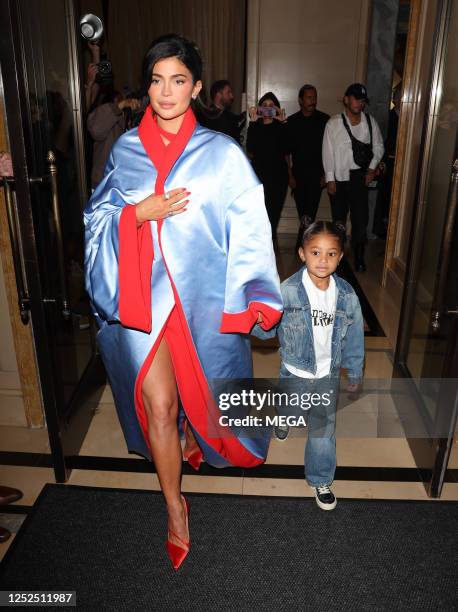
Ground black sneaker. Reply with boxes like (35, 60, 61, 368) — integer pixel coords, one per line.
(274, 424, 289, 441)
(313, 485, 337, 510)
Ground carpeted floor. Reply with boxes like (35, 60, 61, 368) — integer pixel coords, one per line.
(0, 485, 456, 611)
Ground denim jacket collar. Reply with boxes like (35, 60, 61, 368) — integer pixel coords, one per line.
(286, 267, 350, 314)
(285, 267, 351, 375)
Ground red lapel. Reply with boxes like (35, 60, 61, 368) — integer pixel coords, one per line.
(119, 106, 196, 332)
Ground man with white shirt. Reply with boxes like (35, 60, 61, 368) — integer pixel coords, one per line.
(322, 83, 384, 271)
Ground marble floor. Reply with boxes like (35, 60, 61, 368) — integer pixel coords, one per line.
(1, 233, 457, 561)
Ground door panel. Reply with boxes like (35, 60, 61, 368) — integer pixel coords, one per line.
(0, 0, 105, 480)
(394, 0, 458, 497)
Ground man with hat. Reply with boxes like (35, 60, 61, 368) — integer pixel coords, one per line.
(322, 83, 384, 271)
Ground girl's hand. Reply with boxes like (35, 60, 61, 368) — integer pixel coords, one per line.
(257, 312, 263, 324)
(136, 188, 190, 224)
(248, 106, 258, 122)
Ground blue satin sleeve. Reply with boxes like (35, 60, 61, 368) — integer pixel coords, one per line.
(84, 153, 124, 323)
(222, 145, 283, 318)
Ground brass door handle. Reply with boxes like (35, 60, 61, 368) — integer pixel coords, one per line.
(46, 151, 71, 320)
(2, 177, 30, 324)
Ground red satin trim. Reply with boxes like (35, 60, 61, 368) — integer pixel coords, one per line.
(220, 301, 282, 334)
(118, 205, 153, 332)
(118, 106, 196, 331)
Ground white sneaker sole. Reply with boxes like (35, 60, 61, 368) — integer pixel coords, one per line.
(314, 493, 337, 511)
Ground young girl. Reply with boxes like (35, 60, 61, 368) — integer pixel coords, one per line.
(256, 218, 364, 510)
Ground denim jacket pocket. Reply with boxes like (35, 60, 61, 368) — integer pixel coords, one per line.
(340, 315, 354, 340)
(281, 306, 307, 358)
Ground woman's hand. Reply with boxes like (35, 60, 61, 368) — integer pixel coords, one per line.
(248, 106, 258, 122)
(136, 188, 190, 224)
(274, 107, 287, 122)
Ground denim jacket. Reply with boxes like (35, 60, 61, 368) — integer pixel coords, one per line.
(253, 267, 364, 384)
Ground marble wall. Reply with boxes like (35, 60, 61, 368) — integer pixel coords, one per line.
(366, 0, 400, 138)
(246, 0, 372, 233)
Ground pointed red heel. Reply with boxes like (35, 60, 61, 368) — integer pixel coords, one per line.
(184, 448, 203, 471)
(166, 496, 190, 570)
(183, 420, 203, 471)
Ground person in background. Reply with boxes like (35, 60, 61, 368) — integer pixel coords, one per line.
(323, 83, 384, 272)
(287, 85, 330, 221)
(246, 92, 288, 241)
(199, 79, 244, 143)
(87, 88, 140, 189)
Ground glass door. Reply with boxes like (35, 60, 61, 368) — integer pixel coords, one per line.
(394, 0, 458, 497)
(0, 0, 105, 481)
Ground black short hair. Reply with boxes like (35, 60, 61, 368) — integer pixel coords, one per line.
(296, 216, 346, 252)
(298, 84, 317, 100)
(210, 79, 231, 101)
(142, 34, 202, 95)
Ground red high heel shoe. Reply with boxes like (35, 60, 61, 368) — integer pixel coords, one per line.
(182, 420, 203, 471)
(166, 496, 190, 570)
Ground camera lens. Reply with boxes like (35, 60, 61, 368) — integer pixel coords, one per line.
(81, 23, 95, 38)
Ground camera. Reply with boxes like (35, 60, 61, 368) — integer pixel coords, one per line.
(258, 106, 276, 118)
(96, 59, 113, 84)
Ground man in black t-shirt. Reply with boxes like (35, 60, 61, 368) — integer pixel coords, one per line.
(287, 85, 330, 220)
(199, 80, 244, 143)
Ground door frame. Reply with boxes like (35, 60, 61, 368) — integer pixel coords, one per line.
(393, 0, 458, 497)
(0, 0, 105, 482)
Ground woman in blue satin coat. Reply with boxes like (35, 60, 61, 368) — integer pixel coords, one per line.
(84, 34, 282, 568)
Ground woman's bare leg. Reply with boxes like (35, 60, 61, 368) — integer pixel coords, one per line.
(142, 337, 188, 545)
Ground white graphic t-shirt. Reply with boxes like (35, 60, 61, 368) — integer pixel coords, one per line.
(284, 269, 336, 378)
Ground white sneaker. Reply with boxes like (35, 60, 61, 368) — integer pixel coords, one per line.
(313, 485, 337, 510)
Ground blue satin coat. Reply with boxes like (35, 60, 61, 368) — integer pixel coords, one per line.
(84, 123, 282, 464)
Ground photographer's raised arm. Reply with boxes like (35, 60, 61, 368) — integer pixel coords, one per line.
(85, 63, 100, 110)
(85, 42, 101, 111)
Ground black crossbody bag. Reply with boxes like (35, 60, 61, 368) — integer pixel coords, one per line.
(341, 112, 373, 169)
